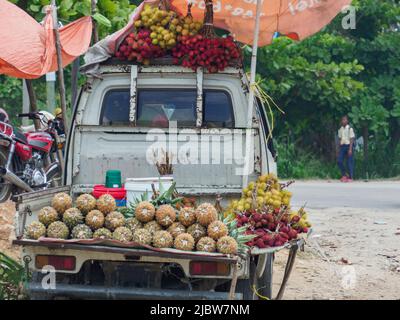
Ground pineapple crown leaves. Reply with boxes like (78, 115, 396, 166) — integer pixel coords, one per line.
(119, 181, 182, 219)
(158, 181, 175, 200)
(0, 252, 26, 300)
(151, 181, 183, 207)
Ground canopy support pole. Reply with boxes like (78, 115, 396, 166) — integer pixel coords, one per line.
(242, 0, 263, 188)
(51, 0, 69, 137)
(91, 0, 99, 43)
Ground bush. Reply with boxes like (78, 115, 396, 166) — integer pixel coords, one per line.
(277, 140, 337, 179)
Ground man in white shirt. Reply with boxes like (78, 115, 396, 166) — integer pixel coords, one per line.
(337, 115, 355, 182)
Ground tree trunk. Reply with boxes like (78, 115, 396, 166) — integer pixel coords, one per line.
(51, 0, 69, 137)
(91, 0, 99, 44)
(25, 80, 40, 130)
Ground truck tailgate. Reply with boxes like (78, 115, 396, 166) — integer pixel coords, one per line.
(13, 239, 238, 263)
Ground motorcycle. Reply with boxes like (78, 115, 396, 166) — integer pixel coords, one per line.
(0, 111, 63, 202)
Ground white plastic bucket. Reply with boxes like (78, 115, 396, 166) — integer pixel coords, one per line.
(125, 176, 174, 205)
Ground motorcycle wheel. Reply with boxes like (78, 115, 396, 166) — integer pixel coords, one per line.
(0, 148, 14, 202)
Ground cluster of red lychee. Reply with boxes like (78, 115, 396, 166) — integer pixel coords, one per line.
(171, 35, 241, 73)
(237, 209, 307, 249)
(115, 29, 165, 64)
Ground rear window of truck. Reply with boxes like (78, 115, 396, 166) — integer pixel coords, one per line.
(100, 89, 234, 128)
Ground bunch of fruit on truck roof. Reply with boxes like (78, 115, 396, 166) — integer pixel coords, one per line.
(115, 4, 241, 73)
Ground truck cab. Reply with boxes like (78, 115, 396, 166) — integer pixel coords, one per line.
(14, 62, 277, 300)
(66, 64, 276, 198)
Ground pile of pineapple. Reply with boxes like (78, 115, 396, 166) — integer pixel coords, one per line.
(122, 201, 241, 254)
(24, 192, 122, 242)
(24, 192, 248, 255)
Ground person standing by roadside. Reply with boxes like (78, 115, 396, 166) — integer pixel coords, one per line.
(337, 115, 355, 182)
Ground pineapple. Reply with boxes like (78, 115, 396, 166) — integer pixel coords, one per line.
(174, 233, 195, 251)
(62, 208, 84, 229)
(178, 207, 196, 227)
(196, 237, 216, 252)
(125, 217, 143, 234)
(93, 228, 112, 240)
(143, 220, 162, 235)
(195, 203, 217, 226)
(155, 204, 176, 227)
(96, 194, 116, 214)
(135, 201, 155, 223)
(47, 221, 69, 239)
(133, 228, 152, 246)
(105, 211, 125, 231)
(207, 221, 228, 240)
(76, 193, 97, 214)
(85, 210, 105, 230)
(167, 222, 186, 238)
(25, 221, 46, 240)
(153, 230, 173, 248)
(38, 206, 59, 226)
(51, 192, 72, 214)
(71, 224, 93, 239)
(216, 236, 238, 254)
(187, 223, 206, 242)
(113, 227, 133, 243)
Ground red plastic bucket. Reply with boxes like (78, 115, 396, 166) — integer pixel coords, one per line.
(92, 185, 126, 200)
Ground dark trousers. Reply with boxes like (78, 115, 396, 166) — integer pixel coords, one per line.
(338, 144, 354, 178)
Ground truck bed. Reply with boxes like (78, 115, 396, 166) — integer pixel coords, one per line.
(13, 239, 238, 263)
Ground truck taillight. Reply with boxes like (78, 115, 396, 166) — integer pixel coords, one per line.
(189, 261, 230, 276)
(35, 255, 76, 271)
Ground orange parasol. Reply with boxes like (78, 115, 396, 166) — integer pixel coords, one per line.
(0, 0, 92, 79)
(171, 0, 352, 46)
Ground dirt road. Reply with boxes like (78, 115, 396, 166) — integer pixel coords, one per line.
(273, 181, 400, 300)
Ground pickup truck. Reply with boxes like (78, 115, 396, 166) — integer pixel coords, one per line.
(13, 62, 278, 300)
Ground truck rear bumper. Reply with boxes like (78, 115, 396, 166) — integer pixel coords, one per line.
(27, 282, 243, 300)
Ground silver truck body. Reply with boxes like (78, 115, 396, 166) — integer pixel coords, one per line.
(14, 63, 276, 300)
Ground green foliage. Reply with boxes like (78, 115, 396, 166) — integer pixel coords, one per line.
(251, 0, 400, 179)
(276, 140, 337, 179)
(14, 0, 136, 39)
(350, 93, 390, 136)
(0, 77, 23, 126)
(0, 252, 25, 300)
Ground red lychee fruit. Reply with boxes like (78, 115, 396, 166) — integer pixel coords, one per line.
(266, 214, 274, 223)
(267, 223, 276, 231)
(280, 226, 290, 234)
(256, 238, 266, 249)
(253, 213, 262, 222)
(291, 216, 300, 223)
(288, 229, 298, 240)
